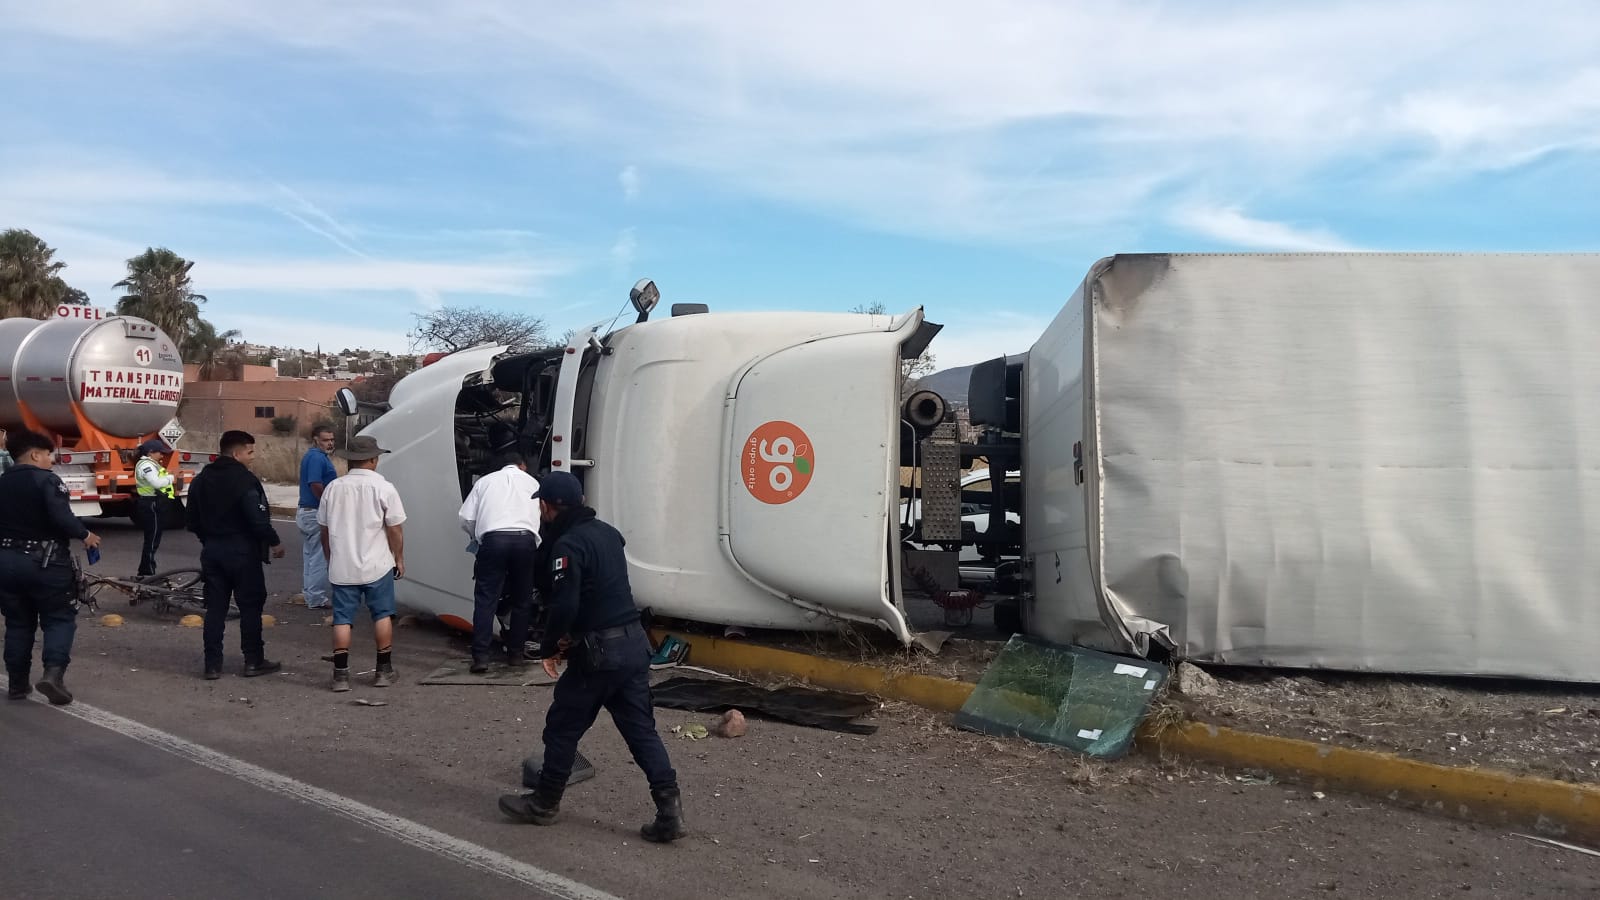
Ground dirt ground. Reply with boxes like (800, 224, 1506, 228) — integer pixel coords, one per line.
(33, 518, 1600, 898)
(667, 616, 1600, 787)
(1180, 667, 1600, 784)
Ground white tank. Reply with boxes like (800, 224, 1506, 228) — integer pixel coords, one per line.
(0, 315, 185, 439)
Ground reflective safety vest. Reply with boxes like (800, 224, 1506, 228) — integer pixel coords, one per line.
(135, 456, 176, 499)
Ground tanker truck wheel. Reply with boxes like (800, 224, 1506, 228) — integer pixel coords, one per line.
(98, 500, 134, 520)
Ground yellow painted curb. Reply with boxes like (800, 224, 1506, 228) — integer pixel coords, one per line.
(653, 630, 974, 712)
(1150, 721, 1600, 844)
(656, 629, 1600, 843)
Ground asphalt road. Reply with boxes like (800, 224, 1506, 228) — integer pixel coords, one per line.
(2, 515, 1596, 899)
(0, 702, 575, 900)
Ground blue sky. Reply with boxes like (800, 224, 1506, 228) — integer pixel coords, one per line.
(3, 1, 1597, 368)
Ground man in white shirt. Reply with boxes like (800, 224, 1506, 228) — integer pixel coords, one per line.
(317, 435, 406, 693)
(457, 452, 541, 673)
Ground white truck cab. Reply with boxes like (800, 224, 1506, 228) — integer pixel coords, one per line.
(361, 286, 942, 644)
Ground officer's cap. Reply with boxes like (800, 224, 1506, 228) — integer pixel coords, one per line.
(537, 471, 584, 507)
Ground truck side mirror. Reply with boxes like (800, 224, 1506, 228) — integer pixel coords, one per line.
(630, 278, 660, 323)
(335, 387, 359, 417)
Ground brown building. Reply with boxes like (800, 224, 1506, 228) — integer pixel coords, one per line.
(179, 375, 344, 437)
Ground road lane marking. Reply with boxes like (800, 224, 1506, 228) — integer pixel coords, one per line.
(32, 697, 622, 900)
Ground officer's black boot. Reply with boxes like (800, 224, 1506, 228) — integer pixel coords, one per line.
(7, 669, 31, 700)
(640, 785, 686, 843)
(498, 784, 563, 826)
(242, 658, 282, 677)
(35, 666, 72, 706)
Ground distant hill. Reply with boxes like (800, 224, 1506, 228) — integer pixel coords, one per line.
(914, 354, 1026, 406)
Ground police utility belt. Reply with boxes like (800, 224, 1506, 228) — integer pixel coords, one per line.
(572, 620, 645, 671)
(0, 537, 68, 567)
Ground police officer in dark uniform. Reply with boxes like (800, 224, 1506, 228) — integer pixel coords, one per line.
(0, 428, 101, 705)
(498, 471, 685, 843)
(186, 430, 285, 680)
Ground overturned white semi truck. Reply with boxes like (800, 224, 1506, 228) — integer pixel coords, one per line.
(355, 254, 1600, 683)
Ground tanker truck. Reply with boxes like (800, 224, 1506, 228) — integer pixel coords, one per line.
(0, 306, 212, 516)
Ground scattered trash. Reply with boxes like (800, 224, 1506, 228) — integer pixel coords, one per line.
(352, 698, 388, 707)
(179, 614, 203, 628)
(260, 615, 276, 628)
(650, 635, 690, 669)
(1175, 662, 1221, 699)
(99, 614, 124, 627)
(911, 631, 954, 655)
(1234, 774, 1276, 786)
(1312, 791, 1327, 800)
(1513, 833, 1600, 858)
(713, 709, 747, 738)
(292, 593, 306, 605)
(673, 723, 710, 740)
(652, 677, 878, 734)
(1542, 708, 1568, 715)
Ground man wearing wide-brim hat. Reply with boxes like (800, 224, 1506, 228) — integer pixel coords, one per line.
(316, 436, 407, 692)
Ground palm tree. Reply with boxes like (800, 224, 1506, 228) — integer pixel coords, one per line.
(182, 318, 243, 380)
(114, 247, 207, 345)
(0, 229, 68, 319)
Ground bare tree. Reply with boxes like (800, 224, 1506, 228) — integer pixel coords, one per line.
(409, 305, 550, 354)
(849, 302, 937, 395)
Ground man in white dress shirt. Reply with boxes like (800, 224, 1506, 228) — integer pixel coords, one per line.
(458, 452, 541, 672)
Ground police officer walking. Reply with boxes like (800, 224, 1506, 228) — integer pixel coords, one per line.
(0, 428, 101, 705)
(133, 437, 176, 578)
(498, 472, 685, 843)
(186, 430, 286, 680)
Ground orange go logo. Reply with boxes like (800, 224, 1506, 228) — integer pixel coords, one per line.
(742, 421, 814, 505)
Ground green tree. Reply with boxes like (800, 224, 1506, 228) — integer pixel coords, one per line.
(114, 247, 207, 345)
(182, 318, 244, 379)
(0, 228, 81, 319)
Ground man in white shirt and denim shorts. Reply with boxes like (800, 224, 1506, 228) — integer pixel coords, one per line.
(316, 435, 407, 692)
(457, 452, 541, 673)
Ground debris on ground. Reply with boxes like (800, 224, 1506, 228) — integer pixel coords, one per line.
(955, 637, 1167, 758)
(673, 723, 710, 740)
(713, 709, 748, 738)
(1175, 662, 1221, 699)
(652, 676, 878, 734)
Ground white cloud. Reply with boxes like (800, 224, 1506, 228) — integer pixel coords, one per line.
(618, 165, 641, 201)
(1172, 206, 1363, 252)
(610, 227, 638, 272)
(8, 1, 1600, 248)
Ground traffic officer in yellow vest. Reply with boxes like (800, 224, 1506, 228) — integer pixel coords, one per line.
(134, 438, 176, 578)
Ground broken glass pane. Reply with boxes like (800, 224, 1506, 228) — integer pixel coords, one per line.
(953, 636, 1168, 758)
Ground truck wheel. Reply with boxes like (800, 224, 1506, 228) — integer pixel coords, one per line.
(993, 598, 1023, 636)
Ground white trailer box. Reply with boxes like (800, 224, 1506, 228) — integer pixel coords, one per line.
(1024, 253, 1600, 682)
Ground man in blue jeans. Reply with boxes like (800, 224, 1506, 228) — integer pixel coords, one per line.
(317, 435, 405, 692)
(297, 425, 338, 609)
